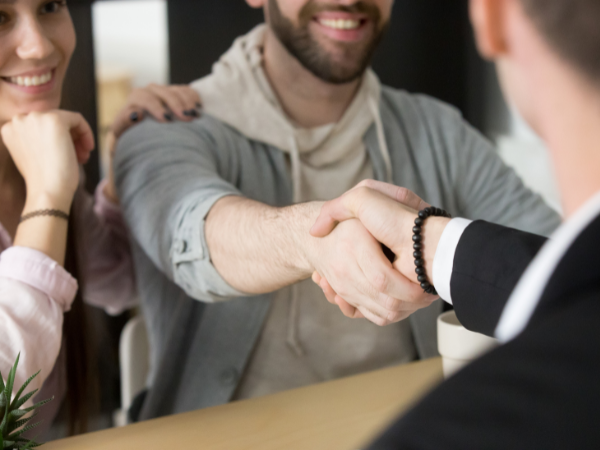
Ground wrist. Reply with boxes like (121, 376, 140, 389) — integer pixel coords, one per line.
(288, 202, 324, 275)
(24, 190, 74, 215)
(421, 217, 451, 279)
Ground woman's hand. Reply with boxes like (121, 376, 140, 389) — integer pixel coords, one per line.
(110, 84, 202, 139)
(1, 110, 94, 211)
(103, 84, 202, 203)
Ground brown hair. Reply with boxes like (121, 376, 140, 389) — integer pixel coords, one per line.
(62, 199, 98, 435)
(520, 0, 600, 83)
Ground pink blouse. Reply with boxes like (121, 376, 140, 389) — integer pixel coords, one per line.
(0, 180, 136, 431)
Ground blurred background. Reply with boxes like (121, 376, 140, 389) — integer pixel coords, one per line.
(62, 0, 560, 435)
(70, 0, 559, 211)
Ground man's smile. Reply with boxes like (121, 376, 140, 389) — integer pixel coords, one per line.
(312, 11, 372, 43)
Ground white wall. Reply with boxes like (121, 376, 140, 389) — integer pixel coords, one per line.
(92, 0, 169, 87)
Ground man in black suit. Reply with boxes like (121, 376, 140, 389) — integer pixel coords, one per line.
(309, 0, 600, 447)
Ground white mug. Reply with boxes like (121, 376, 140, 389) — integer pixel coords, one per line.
(437, 310, 499, 378)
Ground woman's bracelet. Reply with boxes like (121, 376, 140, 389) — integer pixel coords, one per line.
(413, 207, 451, 295)
(19, 209, 69, 224)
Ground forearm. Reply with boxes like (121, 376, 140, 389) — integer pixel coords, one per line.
(205, 196, 321, 294)
(13, 192, 72, 266)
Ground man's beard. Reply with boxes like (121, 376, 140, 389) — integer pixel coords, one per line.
(268, 0, 387, 84)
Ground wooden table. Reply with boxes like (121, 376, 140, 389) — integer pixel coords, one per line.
(44, 358, 443, 450)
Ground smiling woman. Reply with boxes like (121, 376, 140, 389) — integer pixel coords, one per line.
(0, 0, 138, 440)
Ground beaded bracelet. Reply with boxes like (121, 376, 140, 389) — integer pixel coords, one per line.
(413, 207, 451, 295)
(19, 209, 69, 224)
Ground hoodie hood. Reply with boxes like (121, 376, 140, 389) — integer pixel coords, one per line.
(192, 24, 392, 203)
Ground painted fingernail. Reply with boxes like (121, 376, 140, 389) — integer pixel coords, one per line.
(164, 112, 174, 121)
(130, 112, 139, 122)
(183, 109, 197, 117)
(196, 102, 202, 109)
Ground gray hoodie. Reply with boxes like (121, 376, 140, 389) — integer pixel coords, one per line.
(115, 26, 561, 419)
(193, 25, 418, 398)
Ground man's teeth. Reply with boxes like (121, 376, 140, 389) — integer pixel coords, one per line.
(9, 72, 53, 87)
(319, 18, 361, 30)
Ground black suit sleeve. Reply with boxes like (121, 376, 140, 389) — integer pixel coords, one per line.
(450, 221, 547, 336)
(368, 290, 600, 450)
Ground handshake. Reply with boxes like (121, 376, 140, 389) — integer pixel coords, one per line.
(308, 180, 451, 326)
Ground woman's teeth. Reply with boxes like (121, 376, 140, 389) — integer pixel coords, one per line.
(9, 72, 53, 87)
(318, 18, 361, 30)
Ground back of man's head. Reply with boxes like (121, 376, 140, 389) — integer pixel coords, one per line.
(520, 0, 600, 85)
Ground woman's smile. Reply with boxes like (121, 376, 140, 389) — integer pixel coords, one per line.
(0, 0, 75, 121)
(1, 67, 56, 94)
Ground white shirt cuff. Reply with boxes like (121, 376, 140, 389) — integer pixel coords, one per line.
(432, 218, 472, 304)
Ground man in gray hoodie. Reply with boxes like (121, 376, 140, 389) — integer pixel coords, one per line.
(115, 0, 560, 420)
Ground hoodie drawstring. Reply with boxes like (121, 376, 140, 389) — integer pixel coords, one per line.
(287, 135, 305, 356)
(285, 100, 390, 358)
(286, 284, 305, 356)
(289, 136, 302, 204)
(368, 97, 393, 183)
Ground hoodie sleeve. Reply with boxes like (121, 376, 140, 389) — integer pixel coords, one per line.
(114, 117, 249, 303)
(413, 94, 562, 237)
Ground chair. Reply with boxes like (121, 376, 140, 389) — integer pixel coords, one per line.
(114, 315, 150, 427)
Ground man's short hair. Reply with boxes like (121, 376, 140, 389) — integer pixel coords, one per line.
(520, 0, 600, 84)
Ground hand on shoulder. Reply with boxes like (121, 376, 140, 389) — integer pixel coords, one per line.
(103, 83, 203, 203)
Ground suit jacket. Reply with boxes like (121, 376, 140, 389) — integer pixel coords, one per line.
(369, 217, 600, 449)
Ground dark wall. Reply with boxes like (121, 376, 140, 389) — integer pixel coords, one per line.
(168, 1, 264, 85)
(62, 0, 100, 192)
(371, 0, 488, 131)
(167, 0, 489, 131)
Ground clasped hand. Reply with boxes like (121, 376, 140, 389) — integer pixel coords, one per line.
(308, 180, 446, 325)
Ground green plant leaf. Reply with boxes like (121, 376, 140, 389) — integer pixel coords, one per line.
(0, 411, 8, 438)
(4, 354, 20, 405)
(0, 433, 3, 448)
(9, 372, 39, 411)
(3, 440, 15, 448)
(10, 391, 37, 413)
(21, 397, 53, 415)
(7, 420, 41, 441)
(0, 370, 5, 394)
(0, 392, 6, 410)
(7, 414, 36, 435)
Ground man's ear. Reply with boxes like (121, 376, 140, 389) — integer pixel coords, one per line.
(470, 0, 508, 59)
(246, 0, 267, 8)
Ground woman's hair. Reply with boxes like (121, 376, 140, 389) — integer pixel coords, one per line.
(520, 0, 600, 84)
(62, 198, 98, 435)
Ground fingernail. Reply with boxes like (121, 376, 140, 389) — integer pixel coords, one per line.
(196, 102, 202, 109)
(130, 112, 139, 122)
(164, 112, 174, 121)
(183, 109, 199, 117)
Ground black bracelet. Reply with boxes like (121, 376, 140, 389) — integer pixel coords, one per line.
(413, 207, 451, 295)
(19, 209, 69, 224)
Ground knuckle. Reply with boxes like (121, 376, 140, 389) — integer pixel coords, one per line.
(370, 272, 389, 293)
(358, 179, 376, 189)
(385, 296, 402, 311)
(387, 311, 403, 323)
(395, 187, 410, 203)
(378, 317, 390, 327)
